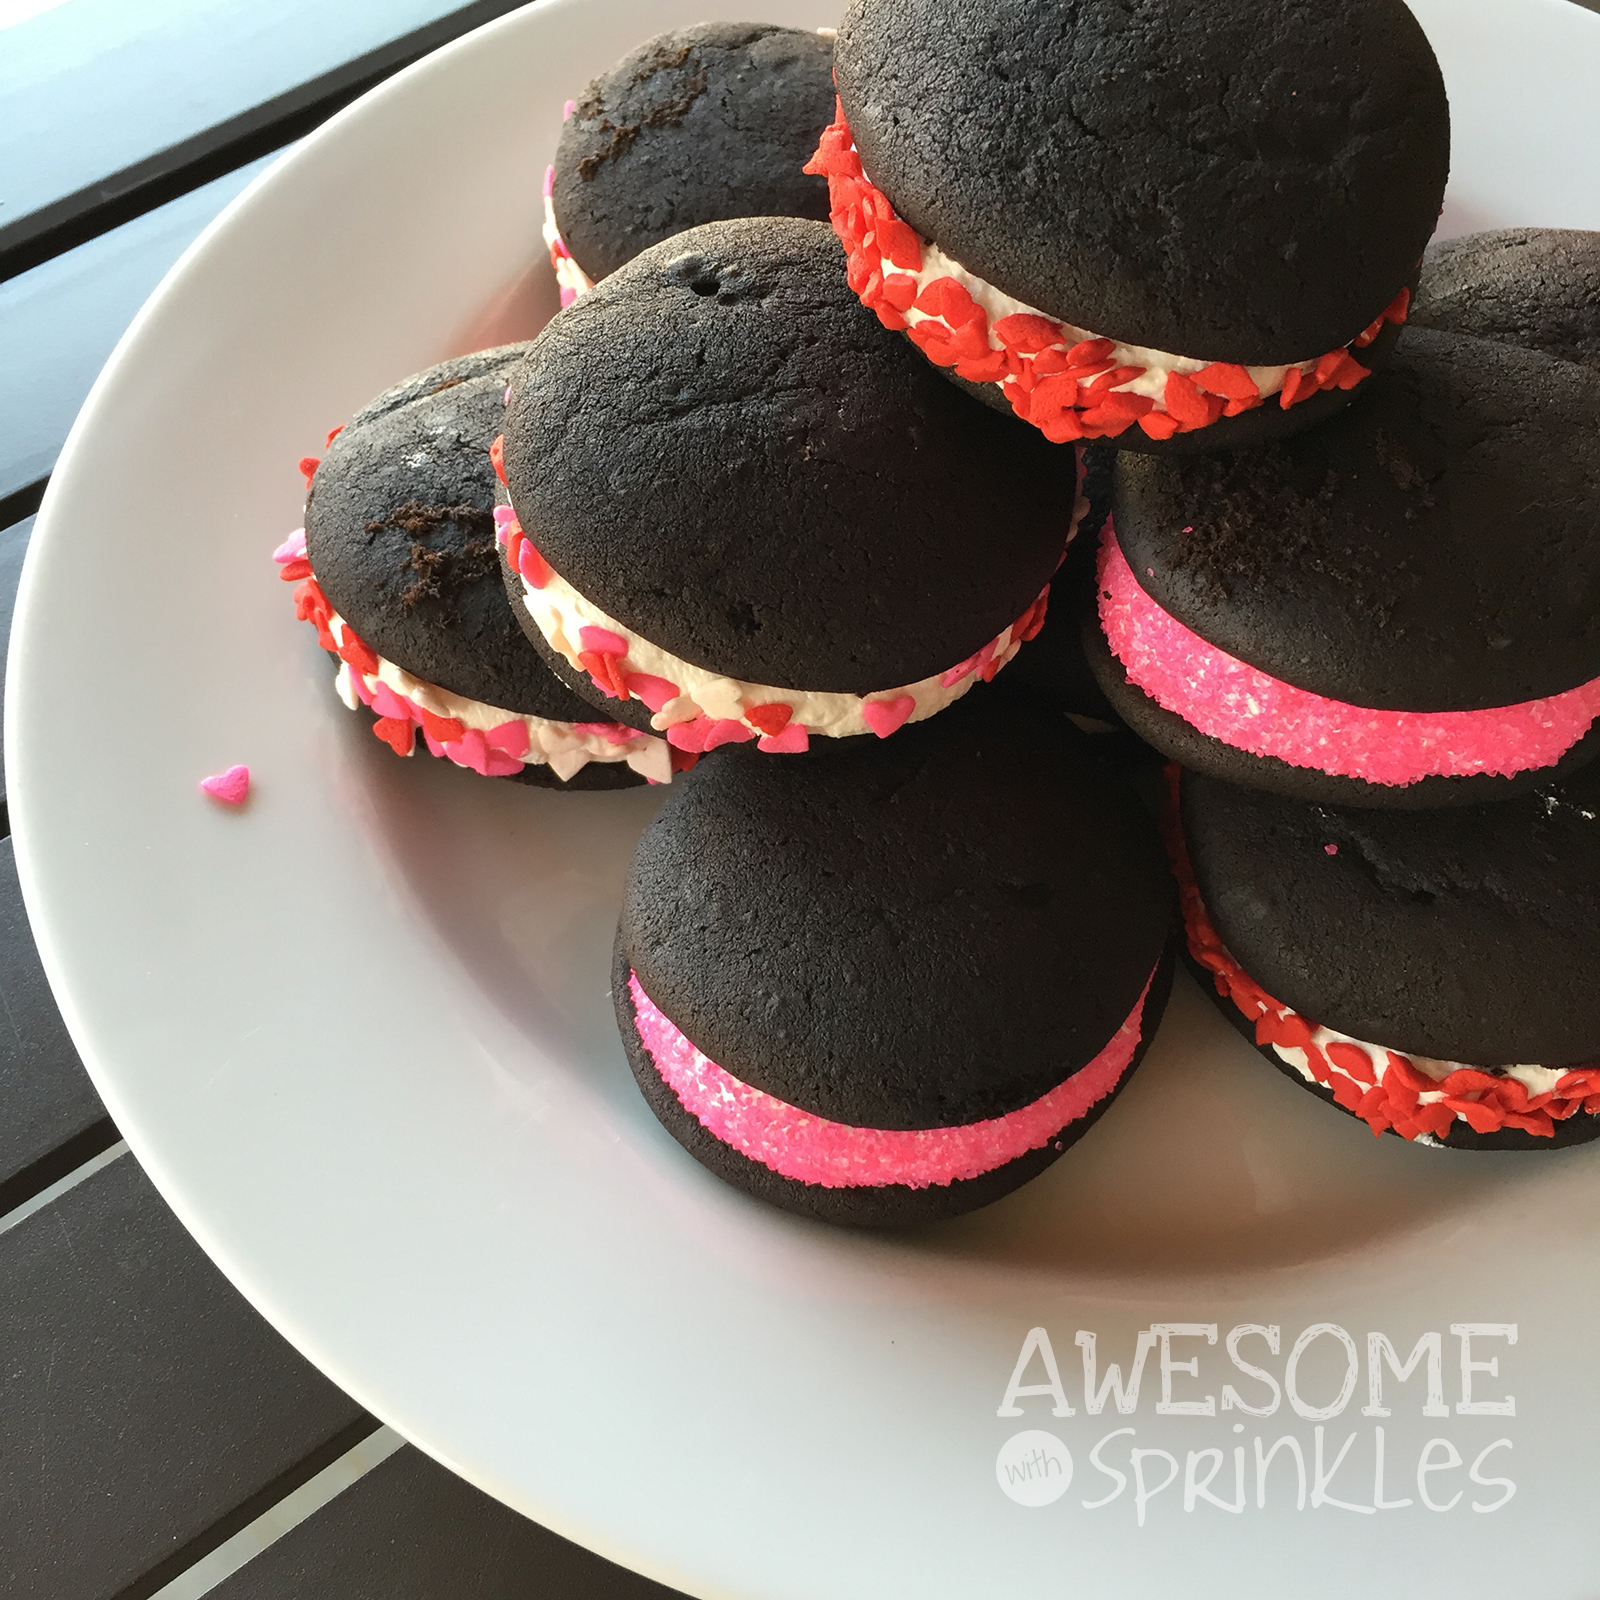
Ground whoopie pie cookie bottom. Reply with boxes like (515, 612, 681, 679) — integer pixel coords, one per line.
(614, 935, 1174, 1227)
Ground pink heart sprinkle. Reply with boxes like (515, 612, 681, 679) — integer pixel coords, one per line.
(563, 98, 576, 120)
(666, 718, 711, 753)
(200, 765, 250, 805)
(516, 542, 545, 584)
(702, 718, 756, 752)
(442, 730, 492, 776)
(861, 694, 915, 739)
(445, 731, 522, 778)
(543, 163, 556, 198)
(940, 654, 980, 689)
(623, 673, 679, 713)
(272, 528, 307, 564)
(485, 719, 531, 757)
(559, 287, 578, 309)
(368, 682, 411, 722)
(578, 625, 628, 657)
(758, 723, 810, 754)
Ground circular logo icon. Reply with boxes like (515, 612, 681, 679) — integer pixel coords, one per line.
(995, 1430, 1073, 1506)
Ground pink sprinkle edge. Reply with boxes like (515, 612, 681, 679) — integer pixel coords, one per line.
(1097, 527, 1600, 786)
(628, 967, 1156, 1190)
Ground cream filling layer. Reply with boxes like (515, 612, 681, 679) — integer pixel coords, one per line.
(1269, 1012, 1566, 1109)
(896, 233, 1331, 407)
(513, 555, 1046, 744)
(324, 608, 671, 783)
(542, 186, 596, 304)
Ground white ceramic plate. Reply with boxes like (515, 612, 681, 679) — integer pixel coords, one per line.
(12, 1, 1600, 1594)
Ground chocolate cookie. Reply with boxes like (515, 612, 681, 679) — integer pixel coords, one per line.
(497, 217, 1080, 757)
(1171, 765, 1600, 1151)
(616, 698, 1176, 1224)
(545, 23, 836, 296)
(807, 0, 1445, 447)
(1413, 228, 1600, 374)
(1088, 329, 1600, 806)
(286, 347, 671, 787)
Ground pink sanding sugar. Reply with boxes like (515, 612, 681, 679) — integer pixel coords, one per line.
(627, 969, 1155, 1190)
(1098, 529, 1600, 786)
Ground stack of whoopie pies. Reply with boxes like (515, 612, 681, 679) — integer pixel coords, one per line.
(283, 0, 1600, 1221)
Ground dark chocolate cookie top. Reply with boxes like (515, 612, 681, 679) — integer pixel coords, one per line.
(621, 696, 1174, 1128)
(835, 0, 1448, 364)
(306, 346, 600, 721)
(504, 217, 1079, 694)
(1413, 228, 1600, 374)
(551, 23, 835, 282)
(1111, 329, 1600, 710)
(1181, 764, 1600, 1068)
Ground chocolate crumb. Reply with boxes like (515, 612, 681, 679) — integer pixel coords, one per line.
(575, 42, 709, 179)
(363, 501, 497, 620)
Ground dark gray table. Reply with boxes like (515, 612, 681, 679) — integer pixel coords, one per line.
(0, 4, 686, 1595)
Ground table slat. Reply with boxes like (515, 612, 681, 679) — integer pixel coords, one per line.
(0, 0, 529, 278)
(0, 514, 33, 808)
(209, 1445, 687, 1600)
(0, 1154, 369, 1600)
(0, 154, 279, 505)
(0, 832, 113, 1212)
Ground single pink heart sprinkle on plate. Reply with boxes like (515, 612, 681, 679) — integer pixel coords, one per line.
(200, 765, 250, 805)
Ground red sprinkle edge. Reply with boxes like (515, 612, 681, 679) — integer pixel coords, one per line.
(1160, 767, 1600, 1141)
(803, 103, 1409, 444)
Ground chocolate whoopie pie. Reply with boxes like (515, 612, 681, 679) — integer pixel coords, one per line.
(496, 217, 1081, 758)
(1086, 329, 1600, 808)
(1413, 227, 1600, 374)
(281, 346, 670, 787)
(615, 699, 1176, 1226)
(543, 23, 836, 303)
(1170, 764, 1600, 1151)
(807, 0, 1447, 449)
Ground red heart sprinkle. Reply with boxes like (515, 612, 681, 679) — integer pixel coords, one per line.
(372, 717, 416, 756)
(743, 702, 793, 736)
